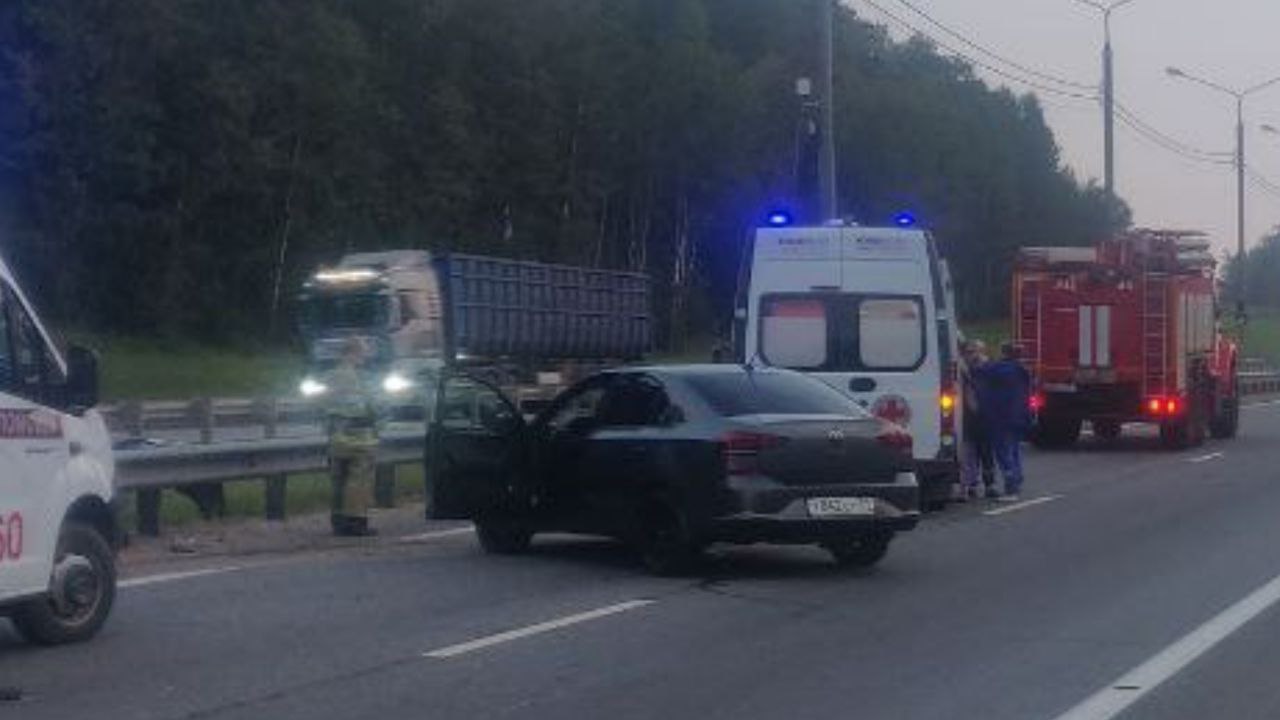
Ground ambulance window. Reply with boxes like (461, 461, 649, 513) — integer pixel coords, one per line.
(0, 286, 13, 391)
(858, 298, 925, 370)
(760, 298, 829, 369)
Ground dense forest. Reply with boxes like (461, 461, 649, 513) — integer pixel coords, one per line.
(0, 0, 1128, 347)
(1223, 231, 1280, 309)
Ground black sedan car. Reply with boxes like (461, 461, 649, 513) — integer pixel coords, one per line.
(425, 364, 920, 574)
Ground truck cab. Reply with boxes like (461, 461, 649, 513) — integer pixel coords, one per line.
(0, 252, 117, 645)
(740, 221, 961, 509)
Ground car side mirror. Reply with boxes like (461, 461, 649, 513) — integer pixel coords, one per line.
(65, 345, 100, 413)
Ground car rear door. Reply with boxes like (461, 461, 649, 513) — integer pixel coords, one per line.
(424, 373, 526, 520)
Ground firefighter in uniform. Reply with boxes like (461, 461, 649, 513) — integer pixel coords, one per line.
(325, 338, 380, 537)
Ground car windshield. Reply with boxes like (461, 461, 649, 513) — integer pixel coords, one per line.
(684, 370, 869, 418)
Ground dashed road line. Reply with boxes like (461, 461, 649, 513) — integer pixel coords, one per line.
(983, 494, 1063, 517)
(120, 566, 243, 589)
(1052, 571, 1280, 720)
(1188, 451, 1225, 464)
(423, 600, 655, 659)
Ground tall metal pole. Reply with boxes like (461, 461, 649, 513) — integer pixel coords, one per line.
(818, 0, 838, 221)
(1236, 97, 1247, 311)
(1102, 14, 1115, 197)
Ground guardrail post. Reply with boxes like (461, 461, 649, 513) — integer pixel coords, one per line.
(122, 400, 145, 439)
(265, 475, 288, 521)
(136, 489, 162, 537)
(192, 398, 215, 444)
(375, 464, 396, 509)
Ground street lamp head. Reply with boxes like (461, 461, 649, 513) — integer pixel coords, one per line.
(1166, 67, 1185, 78)
(1262, 124, 1280, 135)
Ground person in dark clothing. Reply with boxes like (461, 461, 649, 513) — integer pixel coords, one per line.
(958, 339, 998, 501)
(976, 342, 1033, 502)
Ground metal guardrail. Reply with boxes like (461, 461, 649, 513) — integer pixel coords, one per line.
(114, 429, 424, 537)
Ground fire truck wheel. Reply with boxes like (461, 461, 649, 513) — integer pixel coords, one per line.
(1209, 392, 1240, 440)
(1092, 420, 1122, 441)
(1032, 415, 1081, 449)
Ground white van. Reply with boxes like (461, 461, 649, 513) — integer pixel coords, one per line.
(741, 223, 960, 508)
(0, 251, 117, 644)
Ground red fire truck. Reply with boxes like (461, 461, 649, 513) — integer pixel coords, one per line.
(1012, 229, 1239, 450)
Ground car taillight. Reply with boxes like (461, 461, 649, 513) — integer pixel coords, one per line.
(876, 424, 914, 459)
(1029, 393, 1045, 412)
(721, 431, 786, 477)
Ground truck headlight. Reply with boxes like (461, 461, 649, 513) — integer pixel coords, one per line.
(382, 373, 414, 395)
(300, 377, 328, 397)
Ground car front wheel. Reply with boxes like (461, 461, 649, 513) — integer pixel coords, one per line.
(825, 533, 892, 569)
(13, 522, 116, 645)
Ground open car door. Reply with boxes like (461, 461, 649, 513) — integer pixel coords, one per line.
(424, 371, 527, 520)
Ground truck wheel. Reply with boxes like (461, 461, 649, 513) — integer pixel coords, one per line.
(475, 515, 534, 555)
(825, 532, 893, 569)
(12, 522, 116, 645)
(1092, 420, 1122, 442)
(1210, 388, 1240, 440)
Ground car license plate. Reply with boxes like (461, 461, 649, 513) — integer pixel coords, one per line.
(806, 497, 875, 518)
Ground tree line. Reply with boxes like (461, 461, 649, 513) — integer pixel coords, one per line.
(0, 0, 1128, 347)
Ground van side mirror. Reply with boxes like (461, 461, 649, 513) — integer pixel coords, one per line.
(65, 345, 100, 413)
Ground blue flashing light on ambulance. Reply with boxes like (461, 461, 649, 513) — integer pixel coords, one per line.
(735, 218, 961, 509)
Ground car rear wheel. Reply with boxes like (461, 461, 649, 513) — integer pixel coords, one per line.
(825, 533, 892, 569)
(636, 504, 703, 577)
(475, 515, 534, 555)
(13, 522, 116, 646)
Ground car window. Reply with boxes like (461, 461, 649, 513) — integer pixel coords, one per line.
(684, 371, 868, 418)
(597, 375, 676, 428)
(858, 298, 925, 369)
(2, 284, 60, 400)
(546, 381, 609, 435)
(760, 298, 828, 369)
(439, 377, 519, 435)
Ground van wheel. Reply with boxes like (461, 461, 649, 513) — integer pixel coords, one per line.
(475, 515, 534, 555)
(825, 533, 892, 569)
(636, 504, 702, 576)
(13, 523, 116, 645)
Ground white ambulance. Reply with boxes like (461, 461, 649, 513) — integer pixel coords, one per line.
(740, 220, 961, 509)
(0, 251, 117, 644)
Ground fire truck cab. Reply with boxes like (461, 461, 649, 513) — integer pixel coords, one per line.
(1013, 229, 1239, 450)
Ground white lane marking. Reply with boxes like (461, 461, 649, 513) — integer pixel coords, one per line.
(120, 566, 242, 589)
(423, 600, 655, 659)
(1052, 571, 1280, 720)
(1243, 399, 1280, 409)
(1188, 452, 1225, 464)
(398, 527, 475, 544)
(983, 494, 1062, 517)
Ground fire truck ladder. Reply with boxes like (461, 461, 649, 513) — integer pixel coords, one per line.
(1018, 278, 1042, 376)
(1142, 274, 1169, 398)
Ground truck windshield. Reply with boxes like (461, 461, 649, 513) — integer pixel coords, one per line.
(299, 294, 388, 332)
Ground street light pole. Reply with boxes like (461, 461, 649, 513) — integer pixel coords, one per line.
(1166, 67, 1280, 312)
(818, 0, 838, 222)
(1073, 0, 1142, 199)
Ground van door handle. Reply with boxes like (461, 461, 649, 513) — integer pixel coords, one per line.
(849, 377, 878, 393)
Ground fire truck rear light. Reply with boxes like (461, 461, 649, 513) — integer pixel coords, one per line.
(1166, 398, 1179, 415)
(1148, 398, 1163, 415)
(1030, 394, 1045, 412)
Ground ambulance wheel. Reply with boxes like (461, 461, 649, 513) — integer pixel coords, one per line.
(1092, 420, 1122, 442)
(13, 523, 116, 645)
(475, 515, 533, 555)
(1210, 389, 1240, 440)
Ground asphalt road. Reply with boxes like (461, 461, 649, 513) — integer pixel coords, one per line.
(9, 399, 1280, 720)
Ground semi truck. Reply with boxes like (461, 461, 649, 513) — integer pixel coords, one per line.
(296, 251, 651, 409)
(1012, 229, 1240, 450)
